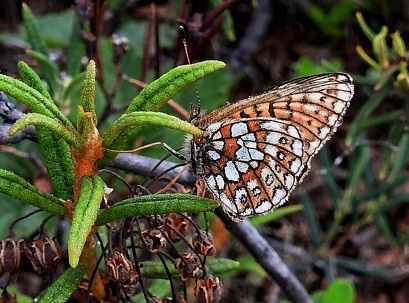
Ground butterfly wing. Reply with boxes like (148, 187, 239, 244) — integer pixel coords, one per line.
(193, 73, 354, 220)
(196, 72, 354, 182)
(196, 118, 305, 220)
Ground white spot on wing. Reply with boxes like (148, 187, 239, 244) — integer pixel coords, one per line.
(212, 140, 225, 151)
(208, 150, 221, 160)
(272, 188, 286, 205)
(290, 158, 301, 173)
(236, 161, 249, 173)
(231, 122, 248, 137)
(224, 161, 240, 182)
(285, 174, 294, 190)
(206, 175, 216, 190)
(265, 145, 278, 157)
(287, 125, 299, 138)
(249, 149, 264, 160)
(213, 131, 222, 140)
(236, 146, 251, 161)
(266, 132, 281, 143)
(241, 133, 256, 141)
(255, 201, 272, 213)
(215, 175, 225, 190)
(292, 140, 303, 156)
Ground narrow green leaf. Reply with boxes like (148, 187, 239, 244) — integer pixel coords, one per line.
(356, 12, 375, 41)
(133, 280, 171, 303)
(102, 111, 201, 148)
(388, 133, 409, 182)
(0, 169, 65, 215)
(319, 146, 341, 204)
(98, 60, 225, 167)
(22, 3, 47, 55)
(346, 88, 388, 146)
(26, 50, 59, 94)
(95, 194, 219, 226)
(36, 128, 75, 200)
(22, 4, 59, 96)
(66, 18, 85, 77)
(38, 266, 86, 303)
(322, 279, 355, 303)
(334, 256, 391, 278)
(68, 175, 104, 267)
(357, 174, 409, 202)
(80, 60, 97, 124)
(9, 113, 80, 149)
(141, 258, 239, 279)
(0, 75, 74, 128)
(18, 61, 52, 100)
(300, 194, 323, 247)
(249, 204, 303, 227)
(126, 61, 226, 113)
(374, 211, 397, 245)
(18, 62, 75, 199)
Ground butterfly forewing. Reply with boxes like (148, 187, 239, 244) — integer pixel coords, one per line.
(190, 73, 354, 220)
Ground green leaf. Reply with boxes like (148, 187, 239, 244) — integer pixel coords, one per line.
(18, 61, 52, 100)
(0, 169, 66, 215)
(102, 111, 201, 149)
(235, 254, 265, 277)
(0, 75, 74, 128)
(68, 175, 104, 267)
(141, 258, 239, 279)
(249, 204, 303, 227)
(356, 12, 375, 41)
(38, 266, 86, 303)
(26, 50, 59, 94)
(22, 3, 47, 55)
(300, 194, 323, 247)
(95, 194, 219, 226)
(80, 60, 97, 124)
(127, 60, 226, 113)
(22, 4, 59, 95)
(36, 128, 75, 200)
(9, 113, 80, 149)
(346, 88, 388, 146)
(322, 279, 356, 303)
(98, 60, 225, 167)
(18, 61, 75, 199)
(133, 280, 171, 303)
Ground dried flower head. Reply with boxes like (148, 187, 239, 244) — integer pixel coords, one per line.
(139, 230, 166, 253)
(24, 235, 61, 274)
(0, 236, 24, 275)
(106, 249, 138, 286)
(164, 213, 191, 242)
(193, 231, 215, 257)
(194, 276, 222, 303)
(175, 253, 200, 281)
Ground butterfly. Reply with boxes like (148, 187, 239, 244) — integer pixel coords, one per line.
(187, 73, 354, 221)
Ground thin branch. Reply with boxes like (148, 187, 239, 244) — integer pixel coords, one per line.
(215, 208, 313, 303)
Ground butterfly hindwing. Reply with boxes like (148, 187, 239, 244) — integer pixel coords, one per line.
(190, 73, 354, 220)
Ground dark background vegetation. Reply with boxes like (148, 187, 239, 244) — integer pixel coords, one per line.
(1, 0, 409, 302)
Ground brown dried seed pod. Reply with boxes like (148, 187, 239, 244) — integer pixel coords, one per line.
(106, 249, 138, 286)
(164, 213, 191, 242)
(0, 236, 24, 274)
(174, 253, 200, 281)
(192, 231, 215, 257)
(24, 235, 61, 275)
(139, 230, 166, 253)
(194, 275, 222, 303)
(145, 215, 166, 230)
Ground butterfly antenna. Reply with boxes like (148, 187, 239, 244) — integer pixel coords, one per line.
(179, 25, 201, 117)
